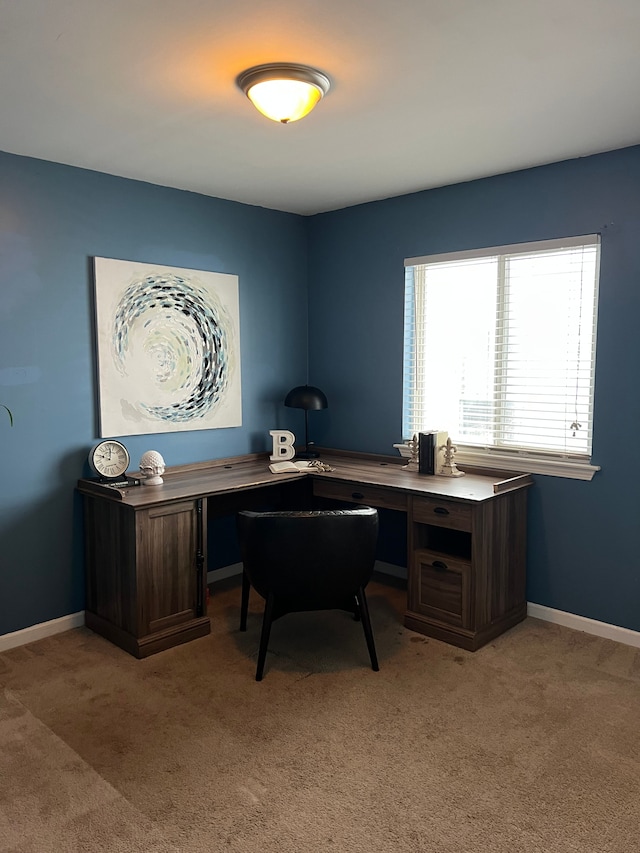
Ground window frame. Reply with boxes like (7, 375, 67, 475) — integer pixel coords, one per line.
(403, 235, 602, 481)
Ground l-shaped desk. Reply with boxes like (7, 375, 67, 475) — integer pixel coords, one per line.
(77, 448, 532, 658)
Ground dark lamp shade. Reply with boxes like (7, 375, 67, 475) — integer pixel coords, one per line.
(284, 385, 328, 411)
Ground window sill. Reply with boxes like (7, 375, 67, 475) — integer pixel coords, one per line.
(454, 449, 600, 481)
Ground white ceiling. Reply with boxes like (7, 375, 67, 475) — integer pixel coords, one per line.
(2, 0, 640, 216)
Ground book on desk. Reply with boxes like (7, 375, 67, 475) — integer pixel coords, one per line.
(418, 431, 448, 474)
(269, 460, 312, 474)
(78, 475, 141, 498)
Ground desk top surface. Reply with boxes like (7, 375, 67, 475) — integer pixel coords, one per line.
(77, 449, 532, 508)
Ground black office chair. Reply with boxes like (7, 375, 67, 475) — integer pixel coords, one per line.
(237, 506, 380, 681)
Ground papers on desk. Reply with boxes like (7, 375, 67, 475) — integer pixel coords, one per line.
(269, 460, 313, 474)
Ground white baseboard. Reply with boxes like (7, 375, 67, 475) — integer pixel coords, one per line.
(2, 584, 638, 654)
(0, 611, 85, 653)
(527, 602, 640, 649)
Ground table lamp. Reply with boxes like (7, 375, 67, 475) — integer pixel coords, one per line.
(284, 384, 328, 458)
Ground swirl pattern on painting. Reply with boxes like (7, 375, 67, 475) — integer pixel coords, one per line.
(111, 273, 230, 423)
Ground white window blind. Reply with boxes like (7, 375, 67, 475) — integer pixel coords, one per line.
(403, 235, 600, 463)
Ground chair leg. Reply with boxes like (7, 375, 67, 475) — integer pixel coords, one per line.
(256, 592, 275, 681)
(240, 569, 250, 631)
(356, 587, 379, 672)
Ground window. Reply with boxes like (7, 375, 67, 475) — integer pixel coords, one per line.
(403, 235, 601, 479)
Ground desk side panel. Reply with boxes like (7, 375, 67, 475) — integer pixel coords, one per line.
(84, 496, 137, 634)
(472, 489, 528, 628)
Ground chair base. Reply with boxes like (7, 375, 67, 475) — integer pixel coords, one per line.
(240, 572, 379, 681)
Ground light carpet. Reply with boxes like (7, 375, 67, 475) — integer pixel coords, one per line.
(1, 578, 639, 852)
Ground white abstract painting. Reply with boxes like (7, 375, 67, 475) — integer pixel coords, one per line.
(93, 257, 241, 437)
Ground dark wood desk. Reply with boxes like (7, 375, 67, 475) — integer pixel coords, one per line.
(77, 449, 532, 658)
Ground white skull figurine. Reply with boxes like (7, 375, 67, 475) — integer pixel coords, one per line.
(139, 450, 166, 485)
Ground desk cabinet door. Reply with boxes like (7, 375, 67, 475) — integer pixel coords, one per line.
(410, 548, 471, 630)
(136, 501, 201, 635)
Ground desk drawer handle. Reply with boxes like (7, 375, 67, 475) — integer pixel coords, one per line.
(351, 491, 365, 500)
(432, 560, 448, 572)
(433, 506, 449, 516)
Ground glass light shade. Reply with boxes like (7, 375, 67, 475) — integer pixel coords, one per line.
(237, 63, 330, 124)
(247, 79, 322, 124)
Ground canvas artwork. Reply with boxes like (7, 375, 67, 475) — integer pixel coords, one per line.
(93, 257, 241, 437)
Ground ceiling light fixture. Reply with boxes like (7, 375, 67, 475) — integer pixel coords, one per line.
(236, 63, 330, 124)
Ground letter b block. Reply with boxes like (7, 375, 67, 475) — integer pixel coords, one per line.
(269, 429, 296, 460)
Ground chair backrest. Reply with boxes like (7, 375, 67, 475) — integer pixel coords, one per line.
(237, 507, 379, 609)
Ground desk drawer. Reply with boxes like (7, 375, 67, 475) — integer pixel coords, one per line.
(313, 479, 408, 512)
(412, 496, 472, 531)
(410, 548, 471, 629)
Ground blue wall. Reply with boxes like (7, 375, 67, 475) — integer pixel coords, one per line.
(0, 151, 308, 635)
(2, 145, 639, 638)
(307, 145, 640, 632)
